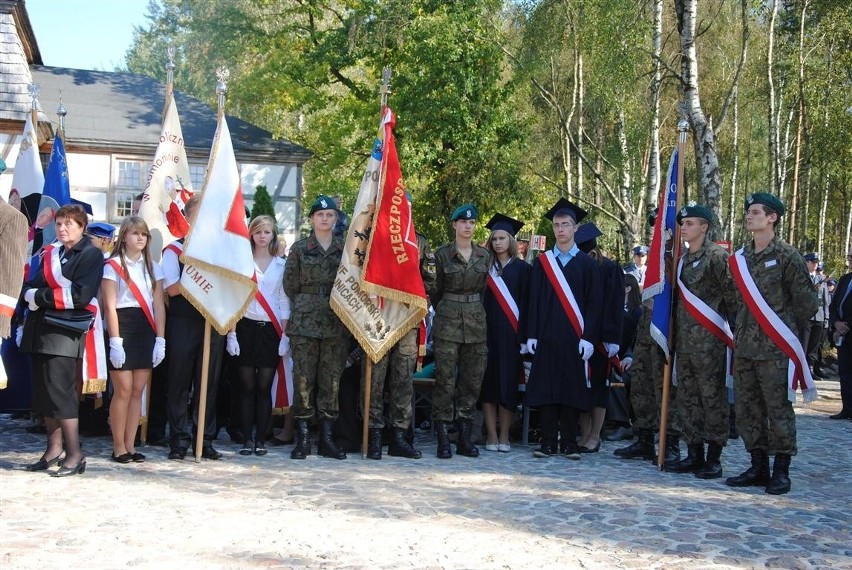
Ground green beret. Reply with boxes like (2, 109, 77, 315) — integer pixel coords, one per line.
(450, 203, 478, 221)
(309, 194, 337, 216)
(744, 192, 784, 216)
(676, 204, 714, 225)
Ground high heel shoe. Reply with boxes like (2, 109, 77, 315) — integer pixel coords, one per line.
(578, 441, 601, 453)
(23, 453, 64, 472)
(52, 457, 86, 477)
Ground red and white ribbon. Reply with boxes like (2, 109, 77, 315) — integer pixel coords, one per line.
(486, 265, 519, 333)
(254, 288, 293, 411)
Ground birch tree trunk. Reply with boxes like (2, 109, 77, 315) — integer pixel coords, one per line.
(727, 86, 740, 243)
(577, 52, 584, 198)
(617, 108, 633, 254)
(646, 0, 663, 216)
(817, 174, 827, 257)
(788, 0, 809, 246)
(767, 0, 780, 194)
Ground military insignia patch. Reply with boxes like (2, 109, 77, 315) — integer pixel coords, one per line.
(466, 209, 472, 218)
(680, 208, 688, 217)
(321, 199, 328, 208)
(746, 195, 754, 204)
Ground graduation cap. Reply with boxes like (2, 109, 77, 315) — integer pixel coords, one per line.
(544, 198, 587, 223)
(574, 223, 603, 253)
(485, 213, 524, 237)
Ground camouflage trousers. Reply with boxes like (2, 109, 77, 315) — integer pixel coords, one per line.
(676, 349, 729, 446)
(432, 338, 487, 422)
(630, 339, 680, 435)
(363, 328, 417, 429)
(733, 357, 797, 456)
(290, 335, 349, 421)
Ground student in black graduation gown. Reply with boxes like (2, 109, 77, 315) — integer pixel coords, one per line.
(525, 199, 602, 459)
(480, 214, 531, 453)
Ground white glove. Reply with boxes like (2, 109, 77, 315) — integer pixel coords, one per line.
(15, 326, 23, 348)
(520, 342, 529, 355)
(604, 343, 620, 358)
(24, 289, 38, 311)
(226, 331, 240, 356)
(278, 335, 290, 357)
(109, 337, 126, 369)
(526, 338, 538, 355)
(578, 339, 594, 361)
(152, 337, 166, 367)
(621, 356, 634, 371)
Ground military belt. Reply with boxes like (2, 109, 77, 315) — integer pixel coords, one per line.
(301, 285, 330, 296)
(443, 292, 481, 303)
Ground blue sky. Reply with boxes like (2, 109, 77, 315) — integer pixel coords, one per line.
(26, 0, 150, 71)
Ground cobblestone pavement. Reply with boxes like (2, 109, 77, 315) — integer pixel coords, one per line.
(1, 381, 850, 570)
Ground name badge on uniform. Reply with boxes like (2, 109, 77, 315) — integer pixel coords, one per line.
(765, 259, 777, 267)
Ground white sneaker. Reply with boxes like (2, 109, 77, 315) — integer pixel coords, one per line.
(498, 443, 511, 453)
(485, 442, 499, 452)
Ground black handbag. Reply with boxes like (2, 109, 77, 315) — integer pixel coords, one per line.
(43, 309, 95, 334)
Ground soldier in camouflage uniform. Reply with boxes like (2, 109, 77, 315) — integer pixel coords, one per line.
(669, 205, 737, 479)
(726, 193, 818, 495)
(285, 195, 351, 460)
(430, 203, 492, 459)
(365, 231, 436, 460)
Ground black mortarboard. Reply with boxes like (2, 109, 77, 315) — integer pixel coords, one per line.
(544, 198, 587, 223)
(485, 213, 524, 237)
(574, 223, 603, 253)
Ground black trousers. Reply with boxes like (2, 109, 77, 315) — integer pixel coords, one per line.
(166, 314, 225, 449)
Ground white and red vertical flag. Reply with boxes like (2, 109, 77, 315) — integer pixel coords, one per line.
(140, 93, 194, 260)
(331, 108, 428, 362)
(8, 111, 44, 202)
(180, 115, 256, 334)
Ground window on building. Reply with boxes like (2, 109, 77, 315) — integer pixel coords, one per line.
(115, 191, 136, 219)
(190, 164, 206, 191)
(117, 160, 142, 188)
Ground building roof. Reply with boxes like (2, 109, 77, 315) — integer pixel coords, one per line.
(0, 0, 43, 123)
(29, 65, 311, 163)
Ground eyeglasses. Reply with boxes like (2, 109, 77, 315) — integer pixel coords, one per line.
(552, 222, 575, 230)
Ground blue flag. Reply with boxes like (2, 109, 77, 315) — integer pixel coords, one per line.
(35, 136, 71, 246)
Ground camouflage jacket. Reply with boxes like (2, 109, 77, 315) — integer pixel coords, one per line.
(674, 239, 736, 354)
(284, 234, 348, 339)
(430, 242, 492, 343)
(417, 232, 437, 297)
(732, 236, 818, 360)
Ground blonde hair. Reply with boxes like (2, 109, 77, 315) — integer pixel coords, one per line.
(485, 229, 519, 273)
(248, 215, 279, 256)
(109, 216, 154, 286)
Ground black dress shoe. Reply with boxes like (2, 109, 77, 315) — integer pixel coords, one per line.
(168, 447, 187, 460)
(52, 458, 86, 477)
(24, 453, 64, 472)
(111, 452, 133, 464)
(131, 452, 146, 463)
(829, 411, 852, 420)
(201, 445, 222, 460)
(269, 437, 293, 446)
(578, 442, 601, 453)
(254, 442, 267, 456)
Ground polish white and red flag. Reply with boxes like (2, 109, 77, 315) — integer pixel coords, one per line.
(140, 92, 194, 260)
(180, 115, 256, 334)
(8, 111, 44, 202)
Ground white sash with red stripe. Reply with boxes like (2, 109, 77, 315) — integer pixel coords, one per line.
(540, 250, 590, 385)
(729, 249, 817, 403)
(486, 264, 519, 333)
(44, 244, 107, 394)
(254, 288, 293, 411)
(105, 258, 157, 331)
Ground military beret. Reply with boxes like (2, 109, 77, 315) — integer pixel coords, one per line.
(87, 222, 115, 239)
(744, 192, 785, 216)
(574, 223, 603, 253)
(450, 203, 478, 221)
(485, 213, 524, 236)
(309, 194, 337, 216)
(633, 245, 649, 256)
(676, 204, 714, 225)
(544, 197, 588, 223)
(803, 252, 819, 262)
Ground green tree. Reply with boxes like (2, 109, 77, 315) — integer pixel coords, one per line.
(250, 184, 276, 220)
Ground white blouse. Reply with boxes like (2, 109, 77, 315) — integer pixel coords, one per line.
(243, 256, 291, 322)
(103, 255, 164, 309)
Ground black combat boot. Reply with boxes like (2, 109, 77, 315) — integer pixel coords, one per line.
(317, 419, 346, 460)
(388, 427, 422, 459)
(765, 454, 792, 495)
(367, 427, 383, 460)
(669, 443, 705, 473)
(657, 435, 681, 469)
(290, 420, 310, 460)
(435, 421, 452, 459)
(725, 449, 770, 487)
(455, 418, 480, 457)
(613, 429, 655, 460)
(695, 442, 724, 479)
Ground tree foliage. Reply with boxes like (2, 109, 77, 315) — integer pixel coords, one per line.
(250, 184, 276, 220)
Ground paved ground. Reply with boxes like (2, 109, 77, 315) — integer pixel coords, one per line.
(1, 380, 850, 570)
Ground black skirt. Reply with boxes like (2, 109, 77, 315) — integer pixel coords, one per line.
(109, 307, 156, 371)
(235, 318, 280, 369)
(32, 353, 79, 419)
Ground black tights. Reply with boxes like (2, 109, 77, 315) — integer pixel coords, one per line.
(238, 366, 275, 444)
(44, 416, 82, 464)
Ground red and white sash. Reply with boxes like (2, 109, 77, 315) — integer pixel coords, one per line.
(254, 289, 293, 411)
(729, 249, 817, 403)
(44, 244, 107, 394)
(540, 251, 590, 386)
(105, 258, 156, 331)
(677, 256, 735, 388)
(486, 265, 519, 333)
(163, 241, 183, 259)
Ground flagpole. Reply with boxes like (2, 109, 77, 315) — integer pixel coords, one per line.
(193, 68, 229, 463)
(29, 83, 39, 144)
(657, 118, 689, 470)
(163, 43, 175, 119)
(360, 67, 393, 459)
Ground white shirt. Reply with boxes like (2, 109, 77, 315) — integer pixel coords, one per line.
(103, 255, 164, 309)
(161, 243, 182, 288)
(243, 256, 291, 322)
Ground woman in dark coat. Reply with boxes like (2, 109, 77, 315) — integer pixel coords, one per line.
(480, 214, 530, 453)
(20, 204, 104, 476)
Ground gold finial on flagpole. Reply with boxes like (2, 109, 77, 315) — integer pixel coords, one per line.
(56, 91, 67, 138)
(380, 67, 392, 109)
(216, 67, 229, 117)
